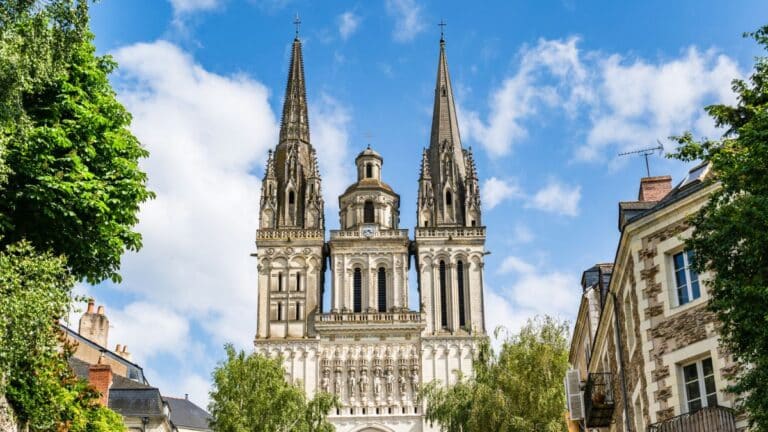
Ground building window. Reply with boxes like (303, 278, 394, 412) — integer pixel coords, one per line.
(295, 302, 301, 321)
(377, 267, 387, 313)
(296, 273, 301, 291)
(674, 250, 700, 306)
(278, 272, 283, 292)
(683, 357, 717, 412)
(288, 190, 295, 204)
(366, 163, 373, 178)
(439, 260, 448, 328)
(445, 190, 452, 206)
(364, 200, 375, 224)
(277, 302, 283, 321)
(457, 261, 466, 327)
(353, 268, 362, 313)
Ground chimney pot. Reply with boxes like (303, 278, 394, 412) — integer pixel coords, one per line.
(185, 393, 189, 400)
(87, 299, 95, 314)
(115, 344, 122, 352)
(97, 305, 105, 315)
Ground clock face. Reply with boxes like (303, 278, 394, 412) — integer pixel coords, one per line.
(362, 226, 375, 237)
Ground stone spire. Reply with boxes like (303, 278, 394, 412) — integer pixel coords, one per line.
(279, 37, 310, 145)
(429, 38, 465, 178)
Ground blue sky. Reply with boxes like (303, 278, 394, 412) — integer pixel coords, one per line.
(77, 0, 768, 408)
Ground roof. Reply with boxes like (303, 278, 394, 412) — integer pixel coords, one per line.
(355, 145, 382, 161)
(60, 324, 147, 383)
(342, 177, 396, 195)
(166, 397, 212, 431)
(109, 387, 166, 418)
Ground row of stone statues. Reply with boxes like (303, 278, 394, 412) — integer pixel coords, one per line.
(321, 366, 419, 403)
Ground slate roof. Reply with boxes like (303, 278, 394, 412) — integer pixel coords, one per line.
(166, 397, 213, 431)
(109, 388, 166, 418)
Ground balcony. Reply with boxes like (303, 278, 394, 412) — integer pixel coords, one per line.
(584, 372, 615, 428)
(647, 406, 737, 432)
(314, 311, 425, 334)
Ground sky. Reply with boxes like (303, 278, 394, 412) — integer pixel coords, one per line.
(74, 0, 768, 409)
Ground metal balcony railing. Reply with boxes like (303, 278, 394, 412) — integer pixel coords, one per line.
(647, 406, 737, 432)
(584, 372, 615, 428)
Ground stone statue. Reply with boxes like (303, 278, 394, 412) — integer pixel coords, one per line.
(398, 374, 407, 395)
(359, 369, 369, 395)
(334, 370, 343, 395)
(410, 368, 419, 393)
(373, 369, 382, 397)
(321, 369, 330, 393)
(347, 369, 357, 398)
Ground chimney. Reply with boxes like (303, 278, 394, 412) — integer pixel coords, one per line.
(79, 302, 109, 348)
(117, 345, 132, 361)
(88, 360, 113, 406)
(638, 176, 672, 202)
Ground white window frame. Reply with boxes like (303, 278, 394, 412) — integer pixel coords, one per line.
(672, 250, 700, 307)
(682, 357, 717, 413)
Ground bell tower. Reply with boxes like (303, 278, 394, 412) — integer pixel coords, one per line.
(255, 34, 325, 340)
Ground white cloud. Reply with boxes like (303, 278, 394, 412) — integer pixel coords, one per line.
(462, 37, 589, 157)
(481, 177, 522, 210)
(498, 256, 536, 274)
(510, 223, 534, 244)
(169, 0, 221, 14)
(112, 39, 277, 352)
(385, 0, 424, 43)
(526, 180, 581, 217)
(338, 11, 360, 40)
(310, 94, 354, 218)
(461, 38, 741, 162)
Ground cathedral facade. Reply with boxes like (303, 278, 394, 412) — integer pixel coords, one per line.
(254, 33, 487, 432)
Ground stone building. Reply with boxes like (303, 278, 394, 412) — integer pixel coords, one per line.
(64, 301, 211, 432)
(565, 166, 748, 431)
(253, 33, 487, 432)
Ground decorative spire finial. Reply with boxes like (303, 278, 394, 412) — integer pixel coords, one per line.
(294, 13, 301, 38)
(438, 19, 446, 42)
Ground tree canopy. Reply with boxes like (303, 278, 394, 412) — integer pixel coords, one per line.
(670, 24, 768, 430)
(0, 0, 153, 284)
(209, 345, 339, 432)
(420, 316, 570, 432)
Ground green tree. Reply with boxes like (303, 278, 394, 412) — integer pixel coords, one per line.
(421, 316, 570, 432)
(209, 344, 339, 432)
(0, 241, 125, 431)
(670, 25, 768, 430)
(0, 0, 153, 284)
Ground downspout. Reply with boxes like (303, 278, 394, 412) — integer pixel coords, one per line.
(611, 291, 632, 432)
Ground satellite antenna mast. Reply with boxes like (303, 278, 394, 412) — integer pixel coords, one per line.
(618, 141, 665, 177)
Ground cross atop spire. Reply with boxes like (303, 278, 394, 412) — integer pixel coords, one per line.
(293, 13, 301, 38)
(438, 19, 447, 43)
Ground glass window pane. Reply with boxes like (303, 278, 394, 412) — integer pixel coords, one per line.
(706, 393, 718, 408)
(702, 358, 714, 376)
(704, 376, 716, 396)
(674, 252, 685, 271)
(688, 398, 702, 412)
(691, 279, 701, 300)
(678, 286, 689, 305)
(675, 268, 688, 289)
(686, 381, 701, 400)
(684, 364, 699, 382)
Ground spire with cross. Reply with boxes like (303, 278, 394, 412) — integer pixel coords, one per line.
(438, 19, 447, 42)
(293, 13, 301, 38)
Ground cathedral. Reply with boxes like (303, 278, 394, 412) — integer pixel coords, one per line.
(254, 30, 488, 432)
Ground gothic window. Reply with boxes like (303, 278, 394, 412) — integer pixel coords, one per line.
(278, 272, 283, 292)
(377, 267, 387, 313)
(288, 190, 295, 204)
(439, 260, 448, 328)
(296, 273, 301, 291)
(353, 268, 362, 313)
(366, 163, 373, 178)
(445, 190, 452, 207)
(277, 302, 283, 321)
(295, 302, 301, 321)
(470, 220, 476, 227)
(457, 261, 466, 327)
(364, 200, 375, 224)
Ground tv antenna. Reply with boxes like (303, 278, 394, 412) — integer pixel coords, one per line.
(618, 141, 664, 177)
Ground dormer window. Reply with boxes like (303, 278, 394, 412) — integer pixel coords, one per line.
(366, 163, 373, 178)
(364, 200, 375, 223)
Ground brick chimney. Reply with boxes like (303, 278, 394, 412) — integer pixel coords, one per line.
(79, 300, 109, 347)
(638, 176, 672, 202)
(88, 360, 113, 406)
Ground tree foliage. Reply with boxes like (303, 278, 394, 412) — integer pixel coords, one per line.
(0, 241, 124, 431)
(670, 25, 768, 430)
(420, 316, 570, 432)
(0, 0, 153, 284)
(209, 345, 339, 432)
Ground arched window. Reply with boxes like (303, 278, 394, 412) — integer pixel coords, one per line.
(445, 190, 452, 206)
(439, 260, 448, 328)
(364, 200, 375, 223)
(353, 268, 362, 313)
(366, 163, 373, 178)
(296, 273, 301, 291)
(288, 190, 295, 204)
(278, 272, 283, 292)
(377, 267, 387, 313)
(457, 261, 466, 327)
